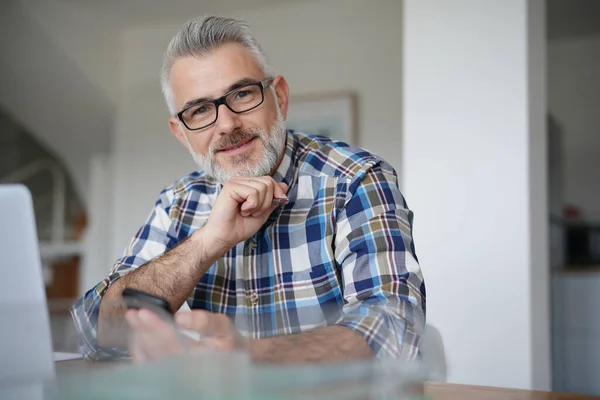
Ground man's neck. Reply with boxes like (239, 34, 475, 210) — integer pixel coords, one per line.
(269, 148, 286, 177)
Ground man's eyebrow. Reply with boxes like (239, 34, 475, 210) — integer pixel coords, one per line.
(180, 77, 261, 111)
(226, 77, 258, 92)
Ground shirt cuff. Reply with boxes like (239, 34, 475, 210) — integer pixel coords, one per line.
(70, 274, 130, 360)
(335, 303, 423, 360)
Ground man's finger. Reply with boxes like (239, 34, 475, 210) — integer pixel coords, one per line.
(125, 310, 150, 363)
(137, 309, 181, 342)
(241, 180, 274, 217)
(129, 332, 149, 364)
(175, 310, 207, 331)
(274, 182, 289, 199)
(225, 183, 262, 216)
(197, 314, 234, 339)
(175, 311, 233, 338)
(134, 309, 184, 360)
(137, 308, 169, 327)
(237, 180, 269, 216)
(242, 178, 285, 216)
(124, 309, 141, 328)
(224, 178, 286, 217)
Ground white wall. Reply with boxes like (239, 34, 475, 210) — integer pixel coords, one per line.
(403, 0, 549, 390)
(528, 0, 550, 390)
(22, 0, 122, 106)
(80, 154, 115, 293)
(110, 0, 403, 256)
(548, 35, 600, 223)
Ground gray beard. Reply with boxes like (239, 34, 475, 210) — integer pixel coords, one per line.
(182, 112, 287, 185)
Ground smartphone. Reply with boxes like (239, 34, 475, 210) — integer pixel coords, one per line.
(122, 288, 202, 342)
(122, 288, 172, 316)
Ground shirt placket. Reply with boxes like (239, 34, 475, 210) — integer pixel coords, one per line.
(243, 234, 260, 337)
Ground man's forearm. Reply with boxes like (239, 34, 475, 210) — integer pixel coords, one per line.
(250, 326, 373, 364)
(97, 230, 225, 348)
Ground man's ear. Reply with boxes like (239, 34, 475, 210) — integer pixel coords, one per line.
(272, 75, 289, 120)
(169, 118, 190, 149)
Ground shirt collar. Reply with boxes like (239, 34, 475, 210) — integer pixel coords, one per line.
(262, 131, 297, 227)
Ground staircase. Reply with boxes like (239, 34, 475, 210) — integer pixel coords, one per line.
(0, 107, 86, 263)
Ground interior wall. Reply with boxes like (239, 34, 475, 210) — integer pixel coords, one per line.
(402, 0, 549, 390)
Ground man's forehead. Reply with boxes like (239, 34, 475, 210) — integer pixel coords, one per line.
(169, 43, 264, 107)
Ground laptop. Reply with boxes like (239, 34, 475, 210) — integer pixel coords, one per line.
(0, 184, 55, 398)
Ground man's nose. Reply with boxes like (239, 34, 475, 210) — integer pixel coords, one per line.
(214, 104, 242, 135)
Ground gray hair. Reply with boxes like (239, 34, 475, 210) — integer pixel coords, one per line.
(161, 16, 276, 116)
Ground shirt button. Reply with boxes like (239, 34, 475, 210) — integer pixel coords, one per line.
(250, 292, 259, 305)
(249, 239, 257, 249)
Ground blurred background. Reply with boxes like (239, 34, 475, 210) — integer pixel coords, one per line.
(0, 0, 598, 396)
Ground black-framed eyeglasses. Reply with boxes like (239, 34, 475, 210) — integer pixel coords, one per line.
(176, 78, 274, 131)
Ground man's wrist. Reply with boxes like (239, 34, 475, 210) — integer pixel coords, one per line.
(190, 227, 231, 260)
(248, 337, 269, 363)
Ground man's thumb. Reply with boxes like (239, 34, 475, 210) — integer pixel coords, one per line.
(275, 182, 289, 198)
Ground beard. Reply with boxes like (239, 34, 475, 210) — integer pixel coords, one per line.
(181, 108, 287, 185)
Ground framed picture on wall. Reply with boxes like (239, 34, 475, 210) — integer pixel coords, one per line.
(285, 91, 357, 145)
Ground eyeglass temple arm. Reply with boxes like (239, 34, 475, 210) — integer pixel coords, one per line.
(262, 77, 275, 88)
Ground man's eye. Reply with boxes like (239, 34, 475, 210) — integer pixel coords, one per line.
(194, 106, 209, 115)
(235, 90, 251, 99)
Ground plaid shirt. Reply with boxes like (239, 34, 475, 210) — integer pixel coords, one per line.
(71, 131, 426, 360)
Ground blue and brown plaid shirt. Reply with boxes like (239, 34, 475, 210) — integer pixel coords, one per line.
(71, 131, 426, 360)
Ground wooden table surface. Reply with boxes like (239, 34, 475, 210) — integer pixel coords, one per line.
(56, 360, 599, 399)
(424, 382, 599, 400)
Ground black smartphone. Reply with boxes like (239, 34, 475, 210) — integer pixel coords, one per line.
(122, 288, 172, 317)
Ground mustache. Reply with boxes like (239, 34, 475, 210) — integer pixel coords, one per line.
(211, 129, 262, 153)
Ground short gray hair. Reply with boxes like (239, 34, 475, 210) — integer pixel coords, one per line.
(161, 16, 276, 116)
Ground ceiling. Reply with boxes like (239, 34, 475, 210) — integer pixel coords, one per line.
(36, 0, 600, 40)
(51, 0, 311, 30)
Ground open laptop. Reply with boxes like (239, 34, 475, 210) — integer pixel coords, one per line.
(0, 184, 55, 398)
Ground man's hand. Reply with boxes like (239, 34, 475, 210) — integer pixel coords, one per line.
(124, 309, 245, 363)
(125, 309, 373, 365)
(175, 311, 245, 351)
(202, 176, 288, 252)
(125, 309, 186, 363)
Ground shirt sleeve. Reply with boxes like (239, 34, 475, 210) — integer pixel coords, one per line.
(70, 188, 178, 360)
(334, 160, 426, 360)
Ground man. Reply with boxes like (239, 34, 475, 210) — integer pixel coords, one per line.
(71, 16, 425, 364)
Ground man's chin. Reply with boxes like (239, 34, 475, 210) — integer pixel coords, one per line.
(215, 147, 264, 171)
(217, 151, 253, 165)
(221, 164, 259, 179)
(191, 153, 262, 183)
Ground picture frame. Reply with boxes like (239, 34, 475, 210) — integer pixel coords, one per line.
(285, 91, 357, 146)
